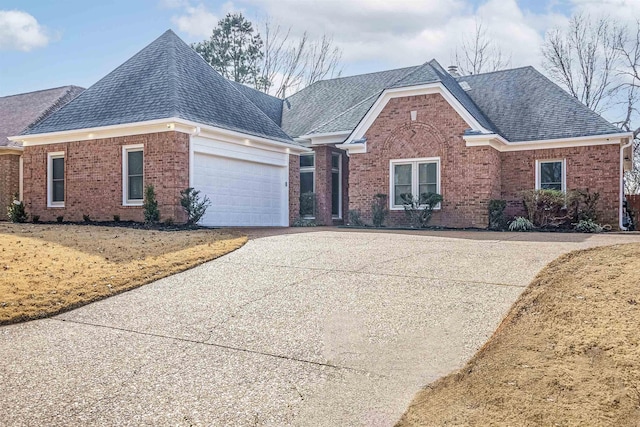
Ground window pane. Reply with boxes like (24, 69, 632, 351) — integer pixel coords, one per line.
(540, 162, 562, 187)
(419, 162, 437, 184)
(394, 164, 412, 186)
(331, 153, 340, 169)
(300, 171, 314, 194)
(128, 176, 143, 200)
(541, 182, 562, 191)
(128, 151, 143, 175)
(300, 154, 314, 168)
(332, 171, 340, 216)
(394, 185, 412, 205)
(52, 157, 64, 180)
(52, 180, 64, 202)
(419, 183, 437, 196)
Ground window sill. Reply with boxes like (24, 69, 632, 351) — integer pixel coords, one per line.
(123, 202, 143, 207)
(47, 204, 65, 209)
(390, 206, 442, 211)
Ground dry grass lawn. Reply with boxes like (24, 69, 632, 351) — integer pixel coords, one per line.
(0, 223, 247, 325)
(397, 243, 640, 427)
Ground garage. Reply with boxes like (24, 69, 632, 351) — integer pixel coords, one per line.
(190, 135, 289, 227)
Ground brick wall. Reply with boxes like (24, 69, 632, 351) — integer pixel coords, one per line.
(288, 154, 300, 226)
(349, 93, 501, 228)
(22, 131, 189, 223)
(501, 145, 620, 226)
(0, 154, 20, 216)
(309, 145, 349, 225)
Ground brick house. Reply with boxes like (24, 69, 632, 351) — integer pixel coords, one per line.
(7, 30, 634, 229)
(0, 86, 84, 211)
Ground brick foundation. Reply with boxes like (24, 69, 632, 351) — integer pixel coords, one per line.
(22, 132, 189, 223)
(0, 154, 20, 217)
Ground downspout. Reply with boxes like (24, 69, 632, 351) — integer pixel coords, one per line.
(620, 138, 634, 230)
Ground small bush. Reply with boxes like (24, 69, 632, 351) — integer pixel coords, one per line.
(32, 215, 40, 224)
(348, 210, 364, 226)
(574, 219, 604, 233)
(113, 215, 120, 222)
(83, 214, 91, 223)
(567, 189, 599, 223)
(293, 217, 317, 227)
(509, 216, 534, 232)
(522, 189, 568, 228)
(180, 187, 211, 225)
(164, 217, 174, 226)
(143, 184, 160, 224)
(371, 193, 388, 227)
(488, 199, 507, 230)
(7, 194, 27, 223)
(300, 192, 316, 218)
(56, 216, 64, 223)
(400, 192, 443, 228)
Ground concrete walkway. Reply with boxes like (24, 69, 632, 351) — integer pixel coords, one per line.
(2, 230, 640, 426)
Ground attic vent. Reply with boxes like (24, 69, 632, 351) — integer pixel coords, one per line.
(460, 81, 471, 91)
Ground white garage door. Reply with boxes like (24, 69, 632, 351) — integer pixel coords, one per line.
(193, 152, 287, 226)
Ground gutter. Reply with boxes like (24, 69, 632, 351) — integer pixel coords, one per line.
(620, 138, 634, 230)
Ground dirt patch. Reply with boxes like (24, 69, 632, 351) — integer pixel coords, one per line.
(0, 223, 247, 324)
(397, 243, 640, 427)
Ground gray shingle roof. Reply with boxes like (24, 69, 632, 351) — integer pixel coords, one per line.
(229, 81, 283, 125)
(0, 86, 84, 147)
(281, 66, 417, 137)
(25, 30, 295, 144)
(457, 67, 621, 142)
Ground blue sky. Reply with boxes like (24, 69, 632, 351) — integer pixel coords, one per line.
(0, 0, 626, 106)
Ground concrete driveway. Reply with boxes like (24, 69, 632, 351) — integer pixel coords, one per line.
(2, 230, 640, 426)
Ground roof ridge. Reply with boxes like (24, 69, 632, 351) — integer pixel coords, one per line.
(22, 87, 84, 134)
(306, 92, 381, 135)
(457, 65, 535, 78)
(388, 61, 435, 87)
(167, 30, 180, 118)
(301, 65, 419, 87)
(0, 85, 81, 99)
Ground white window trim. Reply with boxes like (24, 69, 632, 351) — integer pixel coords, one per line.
(122, 144, 144, 206)
(47, 151, 65, 208)
(389, 157, 441, 210)
(535, 159, 566, 192)
(300, 152, 316, 219)
(332, 152, 342, 219)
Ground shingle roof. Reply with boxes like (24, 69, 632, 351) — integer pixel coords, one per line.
(0, 86, 84, 147)
(229, 81, 283, 125)
(25, 30, 295, 144)
(281, 66, 417, 137)
(457, 67, 621, 142)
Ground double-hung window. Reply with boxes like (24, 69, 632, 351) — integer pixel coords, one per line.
(300, 153, 315, 217)
(536, 159, 565, 192)
(123, 144, 144, 206)
(47, 152, 65, 208)
(390, 157, 440, 209)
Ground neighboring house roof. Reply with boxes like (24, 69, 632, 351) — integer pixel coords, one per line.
(25, 30, 294, 144)
(457, 67, 621, 142)
(282, 60, 620, 142)
(0, 85, 84, 147)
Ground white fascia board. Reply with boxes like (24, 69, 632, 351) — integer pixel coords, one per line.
(11, 117, 310, 155)
(464, 132, 632, 152)
(346, 83, 489, 144)
(0, 146, 23, 155)
(298, 131, 350, 146)
(335, 142, 366, 154)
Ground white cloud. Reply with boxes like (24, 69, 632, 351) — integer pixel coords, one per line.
(171, 3, 219, 38)
(0, 10, 50, 52)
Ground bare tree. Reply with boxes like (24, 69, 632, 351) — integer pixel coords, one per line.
(452, 19, 511, 75)
(541, 14, 619, 113)
(258, 18, 342, 98)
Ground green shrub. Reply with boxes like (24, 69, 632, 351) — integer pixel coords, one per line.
(567, 189, 599, 223)
(56, 216, 64, 223)
(574, 219, 604, 233)
(300, 192, 316, 218)
(348, 210, 364, 226)
(509, 216, 534, 232)
(488, 199, 507, 230)
(113, 215, 120, 222)
(292, 217, 317, 227)
(400, 192, 443, 228)
(143, 184, 160, 224)
(7, 194, 27, 223)
(32, 215, 40, 224)
(521, 189, 568, 228)
(83, 214, 91, 223)
(371, 193, 388, 227)
(180, 187, 211, 225)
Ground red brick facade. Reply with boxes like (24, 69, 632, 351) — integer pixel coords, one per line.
(347, 93, 621, 228)
(0, 154, 20, 215)
(307, 145, 348, 225)
(288, 154, 300, 226)
(22, 131, 189, 223)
